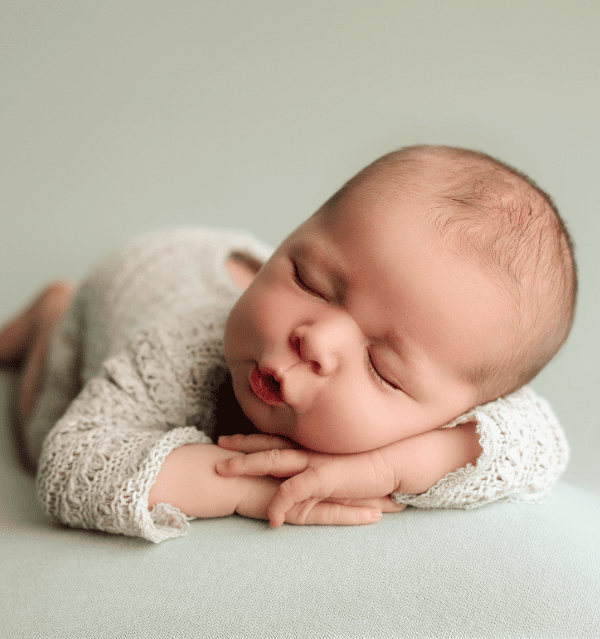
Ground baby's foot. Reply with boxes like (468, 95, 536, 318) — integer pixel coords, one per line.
(0, 281, 75, 424)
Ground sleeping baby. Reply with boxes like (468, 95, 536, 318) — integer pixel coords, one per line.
(0, 144, 576, 541)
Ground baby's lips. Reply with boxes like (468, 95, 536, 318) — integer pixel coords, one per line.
(250, 365, 285, 405)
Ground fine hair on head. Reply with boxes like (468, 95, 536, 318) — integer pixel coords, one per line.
(324, 144, 578, 405)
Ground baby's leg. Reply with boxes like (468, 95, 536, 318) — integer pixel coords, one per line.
(0, 281, 75, 426)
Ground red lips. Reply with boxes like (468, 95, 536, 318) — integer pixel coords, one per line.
(250, 365, 284, 405)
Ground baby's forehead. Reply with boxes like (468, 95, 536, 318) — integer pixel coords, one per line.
(314, 190, 503, 304)
(320, 177, 441, 249)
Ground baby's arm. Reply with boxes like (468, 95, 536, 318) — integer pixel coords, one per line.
(149, 443, 392, 525)
(217, 423, 481, 527)
(148, 444, 274, 520)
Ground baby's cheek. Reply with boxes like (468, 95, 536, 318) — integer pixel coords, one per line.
(301, 399, 375, 454)
(249, 288, 285, 333)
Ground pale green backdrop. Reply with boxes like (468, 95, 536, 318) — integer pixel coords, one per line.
(1, 0, 598, 498)
(2, 4, 600, 638)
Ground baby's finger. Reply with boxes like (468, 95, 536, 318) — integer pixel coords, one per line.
(266, 470, 327, 526)
(216, 448, 310, 478)
(328, 497, 407, 513)
(286, 502, 382, 527)
(383, 501, 407, 513)
(217, 434, 296, 453)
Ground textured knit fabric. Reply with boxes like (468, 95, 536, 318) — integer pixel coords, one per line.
(30, 227, 272, 542)
(390, 386, 569, 508)
(29, 227, 569, 543)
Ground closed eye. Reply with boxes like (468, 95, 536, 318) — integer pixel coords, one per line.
(366, 351, 401, 391)
(292, 262, 324, 299)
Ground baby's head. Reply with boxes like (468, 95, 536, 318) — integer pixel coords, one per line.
(344, 145, 577, 403)
(224, 145, 577, 453)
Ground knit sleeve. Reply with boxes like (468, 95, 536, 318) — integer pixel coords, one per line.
(391, 386, 569, 509)
(35, 313, 227, 543)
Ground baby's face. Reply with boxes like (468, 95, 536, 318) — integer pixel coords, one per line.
(224, 181, 507, 454)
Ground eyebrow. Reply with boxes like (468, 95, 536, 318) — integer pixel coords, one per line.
(293, 241, 349, 296)
(295, 238, 342, 270)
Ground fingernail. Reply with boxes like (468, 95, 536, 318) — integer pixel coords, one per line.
(370, 510, 382, 522)
(216, 459, 228, 474)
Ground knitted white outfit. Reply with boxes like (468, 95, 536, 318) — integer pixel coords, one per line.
(29, 227, 569, 543)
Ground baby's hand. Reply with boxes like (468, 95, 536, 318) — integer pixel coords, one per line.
(218, 434, 405, 528)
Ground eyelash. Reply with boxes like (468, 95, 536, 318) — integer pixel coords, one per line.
(366, 351, 401, 391)
(292, 262, 323, 299)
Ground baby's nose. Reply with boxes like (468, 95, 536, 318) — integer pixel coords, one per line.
(291, 315, 353, 376)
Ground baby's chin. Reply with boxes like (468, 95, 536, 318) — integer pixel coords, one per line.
(238, 391, 376, 453)
(249, 422, 324, 452)
(266, 427, 376, 455)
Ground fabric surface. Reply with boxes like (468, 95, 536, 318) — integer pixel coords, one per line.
(28, 226, 570, 541)
(1, 480, 599, 639)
